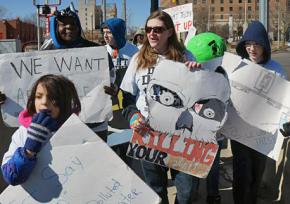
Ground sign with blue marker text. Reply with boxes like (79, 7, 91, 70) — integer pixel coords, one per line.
(0, 114, 161, 203)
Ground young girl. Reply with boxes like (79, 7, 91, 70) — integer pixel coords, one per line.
(1, 74, 81, 185)
(120, 11, 200, 204)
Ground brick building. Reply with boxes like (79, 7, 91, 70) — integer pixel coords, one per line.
(0, 18, 40, 50)
(160, 0, 290, 41)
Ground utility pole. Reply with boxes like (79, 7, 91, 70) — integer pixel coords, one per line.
(207, 0, 211, 31)
(259, 0, 268, 31)
(123, 0, 126, 22)
(102, 0, 106, 22)
(243, 0, 247, 32)
(151, 0, 158, 13)
(277, 0, 280, 48)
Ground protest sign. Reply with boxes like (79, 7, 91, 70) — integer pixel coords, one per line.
(0, 46, 112, 127)
(221, 52, 290, 160)
(127, 59, 230, 178)
(163, 3, 193, 33)
(0, 114, 161, 204)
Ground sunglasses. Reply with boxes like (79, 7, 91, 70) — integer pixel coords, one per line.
(145, 26, 167, 34)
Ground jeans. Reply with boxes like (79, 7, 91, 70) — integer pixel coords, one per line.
(231, 140, 267, 204)
(141, 161, 199, 204)
(206, 139, 223, 197)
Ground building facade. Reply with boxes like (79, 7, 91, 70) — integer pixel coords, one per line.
(78, 0, 117, 42)
(160, 0, 290, 41)
(0, 18, 39, 51)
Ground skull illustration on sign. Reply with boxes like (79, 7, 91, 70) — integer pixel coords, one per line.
(146, 59, 230, 143)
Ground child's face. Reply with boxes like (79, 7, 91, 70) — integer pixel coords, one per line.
(57, 17, 80, 43)
(34, 83, 60, 119)
(245, 41, 264, 63)
(103, 28, 117, 48)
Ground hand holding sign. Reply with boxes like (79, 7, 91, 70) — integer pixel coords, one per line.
(0, 91, 6, 105)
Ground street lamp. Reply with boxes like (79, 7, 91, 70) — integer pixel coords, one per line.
(32, 0, 61, 50)
(91, 13, 94, 41)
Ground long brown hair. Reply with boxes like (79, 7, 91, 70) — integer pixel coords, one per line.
(137, 11, 186, 69)
(27, 74, 81, 125)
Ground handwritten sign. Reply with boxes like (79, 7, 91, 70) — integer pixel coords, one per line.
(0, 114, 161, 203)
(163, 3, 193, 33)
(220, 52, 290, 160)
(0, 46, 112, 127)
(127, 127, 218, 178)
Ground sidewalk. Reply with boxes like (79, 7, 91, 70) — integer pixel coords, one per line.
(167, 140, 288, 204)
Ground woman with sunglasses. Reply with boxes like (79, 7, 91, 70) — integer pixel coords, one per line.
(120, 11, 200, 204)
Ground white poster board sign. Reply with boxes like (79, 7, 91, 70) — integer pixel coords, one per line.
(0, 114, 161, 204)
(163, 3, 193, 33)
(221, 52, 290, 160)
(127, 59, 230, 178)
(0, 46, 112, 127)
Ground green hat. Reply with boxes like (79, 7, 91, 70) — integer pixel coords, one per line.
(186, 32, 227, 63)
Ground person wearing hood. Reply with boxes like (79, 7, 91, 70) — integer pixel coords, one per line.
(40, 6, 114, 142)
(41, 6, 99, 49)
(102, 18, 139, 165)
(232, 20, 290, 204)
(133, 28, 145, 49)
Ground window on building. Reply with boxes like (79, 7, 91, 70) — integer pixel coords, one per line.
(221, 14, 224, 19)
(229, 0, 233, 3)
(202, 0, 206, 3)
(193, 0, 197, 4)
(248, 0, 251, 3)
(248, 6, 251, 11)
(239, 0, 242, 3)
(229, 7, 233, 11)
(220, 7, 224, 12)
(211, 7, 215, 12)
(221, 0, 224, 3)
(211, 0, 215, 3)
(239, 6, 242, 11)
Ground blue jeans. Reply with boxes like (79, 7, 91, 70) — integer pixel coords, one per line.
(141, 161, 199, 204)
(206, 139, 223, 197)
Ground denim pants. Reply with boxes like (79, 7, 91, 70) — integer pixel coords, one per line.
(206, 139, 223, 197)
(141, 160, 199, 204)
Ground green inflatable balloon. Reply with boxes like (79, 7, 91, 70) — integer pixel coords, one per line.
(186, 32, 227, 63)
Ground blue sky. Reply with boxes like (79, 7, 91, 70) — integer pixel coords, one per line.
(0, 0, 150, 28)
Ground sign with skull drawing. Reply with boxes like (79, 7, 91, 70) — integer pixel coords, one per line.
(127, 59, 231, 178)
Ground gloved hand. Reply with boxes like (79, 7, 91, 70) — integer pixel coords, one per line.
(0, 91, 6, 105)
(280, 122, 290, 137)
(104, 83, 119, 96)
(24, 110, 58, 154)
(129, 112, 146, 129)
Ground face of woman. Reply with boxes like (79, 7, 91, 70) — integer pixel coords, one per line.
(57, 17, 80, 43)
(34, 83, 60, 119)
(146, 18, 172, 54)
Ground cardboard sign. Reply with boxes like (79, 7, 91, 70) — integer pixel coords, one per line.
(163, 3, 193, 33)
(127, 127, 219, 178)
(0, 46, 112, 127)
(0, 114, 161, 203)
(220, 52, 290, 160)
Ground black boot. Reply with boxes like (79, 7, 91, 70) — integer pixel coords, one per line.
(206, 195, 221, 204)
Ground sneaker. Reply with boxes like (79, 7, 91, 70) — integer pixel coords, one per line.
(206, 195, 221, 204)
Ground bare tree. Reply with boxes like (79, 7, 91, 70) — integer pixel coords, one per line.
(0, 6, 7, 18)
